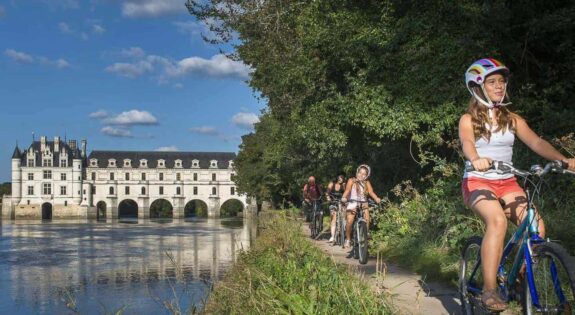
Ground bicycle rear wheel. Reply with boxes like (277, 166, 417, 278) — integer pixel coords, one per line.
(523, 242, 575, 315)
(313, 212, 322, 239)
(310, 211, 317, 238)
(339, 211, 346, 247)
(459, 236, 484, 315)
(357, 221, 368, 264)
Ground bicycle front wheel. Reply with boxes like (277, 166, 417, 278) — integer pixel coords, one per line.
(459, 236, 483, 315)
(523, 242, 575, 315)
(357, 221, 368, 265)
(339, 212, 346, 247)
(313, 213, 322, 239)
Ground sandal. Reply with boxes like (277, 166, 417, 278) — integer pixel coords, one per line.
(481, 289, 507, 312)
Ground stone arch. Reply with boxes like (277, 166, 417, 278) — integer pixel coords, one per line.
(219, 199, 245, 218)
(118, 199, 138, 219)
(96, 201, 107, 220)
(184, 199, 208, 218)
(41, 202, 52, 220)
(149, 199, 173, 219)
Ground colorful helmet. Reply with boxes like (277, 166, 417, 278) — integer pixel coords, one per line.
(465, 58, 511, 108)
(356, 164, 371, 179)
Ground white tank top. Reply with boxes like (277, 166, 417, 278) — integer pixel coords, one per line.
(347, 181, 366, 210)
(464, 126, 515, 180)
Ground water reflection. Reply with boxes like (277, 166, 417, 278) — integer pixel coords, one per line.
(0, 217, 257, 314)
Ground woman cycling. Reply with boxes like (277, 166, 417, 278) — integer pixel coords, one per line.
(341, 165, 381, 249)
(459, 58, 575, 311)
(326, 174, 345, 243)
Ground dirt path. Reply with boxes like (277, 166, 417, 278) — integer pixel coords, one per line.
(304, 225, 461, 315)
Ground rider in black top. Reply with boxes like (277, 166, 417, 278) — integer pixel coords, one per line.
(326, 175, 345, 243)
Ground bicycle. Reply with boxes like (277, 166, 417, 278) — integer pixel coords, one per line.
(328, 194, 346, 247)
(459, 160, 575, 314)
(346, 198, 378, 265)
(308, 197, 323, 239)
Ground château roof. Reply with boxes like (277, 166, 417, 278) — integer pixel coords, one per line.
(87, 151, 236, 169)
(12, 145, 21, 159)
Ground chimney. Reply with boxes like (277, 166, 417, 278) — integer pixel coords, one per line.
(68, 139, 77, 151)
(54, 136, 60, 152)
(81, 139, 87, 158)
(40, 136, 47, 151)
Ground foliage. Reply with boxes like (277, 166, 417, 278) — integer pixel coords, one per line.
(202, 213, 390, 314)
(184, 200, 208, 217)
(220, 199, 244, 217)
(187, 0, 575, 281)
(150, 199, 173, 218)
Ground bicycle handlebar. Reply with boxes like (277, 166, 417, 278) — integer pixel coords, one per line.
(465, 160, 575, 177)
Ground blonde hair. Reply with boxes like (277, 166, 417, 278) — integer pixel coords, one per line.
(467, 85, 516, 141)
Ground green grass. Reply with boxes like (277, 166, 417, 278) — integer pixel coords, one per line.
(201, 212, 391, 314)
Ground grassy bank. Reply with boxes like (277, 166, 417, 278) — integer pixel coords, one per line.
(202, 212, 391, 314)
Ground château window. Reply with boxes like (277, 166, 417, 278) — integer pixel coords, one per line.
(125, 186, 130, 194)
(176, 173, 181, 181)
(28, 173, 34, 180)
(228, 160, 234, 169)
(109, 186, 114, 195)
(108, 159, 116, 167)
(141, 173, 146, 181)
(43, 170, 52, 179)
(28, 159, 35, 167)
(231, 187, 235, 195)
(91, 172, 96, 181)
(140, 159, 147, 167)
(212, 173, 216, 181)
(141, 187, 146, 195)
(211, 187, 217, 195)
(192, 160, 199, 168)
(158, 159, 165, 168)
(43, 183, 52, 195)
(60, 186, 67, 196)
(60, 160, 67, 167)
(91, 186, 96, 194)
(27, 186, 34, 195)
(159, 186, 164, 195)
(61, 173, 67, 181)
(176, 187, 181, 195)
(210, 160, 217, 168)
(125, 173, 130, 180)
(159, 173, 164, 181)
(124, 159, 131, 167)
(43, 159, 52, 167)
(90, 159, 97, 167)
(110, 172, 115, 180)
(193, 173, 198, 181)
(193, 187, 198, 195)
(175, 160, 182, 168)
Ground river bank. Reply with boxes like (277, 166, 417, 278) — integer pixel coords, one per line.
(201, 212, 391, 314)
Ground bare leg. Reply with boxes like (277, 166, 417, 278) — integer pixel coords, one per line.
(330, 211, 336, 238)
(345, 211, 355, 241)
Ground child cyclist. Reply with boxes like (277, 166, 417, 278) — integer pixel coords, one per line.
(341, 165, 381, 249)
(459, 58, 575, 311)
(326, 174, 346, 243)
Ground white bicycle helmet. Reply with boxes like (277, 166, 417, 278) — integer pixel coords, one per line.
(356, 164, 371, 179)
(465, 58, 511, 109)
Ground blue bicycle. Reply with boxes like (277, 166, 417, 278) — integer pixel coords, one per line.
(459, 160, 575, 314)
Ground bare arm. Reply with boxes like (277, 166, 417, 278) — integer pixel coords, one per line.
(341, 179, 354, 202)
(326, 182, 334, 200)
(459, 114, 492, 171)
(366, 181, 381, 203)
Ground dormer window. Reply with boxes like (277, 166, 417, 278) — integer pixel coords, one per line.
(140, 159, 148, 168)
(90, 159, 98, 167)
(209, 160, 218, 168)
(228, 160, 234, 169)
(157, 159, 165, 168)
(175, 159, 182, 168)
(192, 159, 199, 168)
(108, 159, 116, 167)
(123, 159, 132, 167)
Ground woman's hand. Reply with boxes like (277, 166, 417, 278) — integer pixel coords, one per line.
(472, 157, 492, 172)
(341, 197, 347, 203)
(375, 197, 381, 204)
(564, 158, 575, 171)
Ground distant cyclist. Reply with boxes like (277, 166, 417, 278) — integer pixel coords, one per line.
(460, 58, 575, 311)
(302, 176, 323, 222)
(341, 165, 381, 248)
(326, 174, 345, 243)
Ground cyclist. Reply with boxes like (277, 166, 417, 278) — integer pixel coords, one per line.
(341, 165, 381, 248)
(459, 58, 575, 311)
(326, 174, 346, 243)
(302, 176, 323, 222)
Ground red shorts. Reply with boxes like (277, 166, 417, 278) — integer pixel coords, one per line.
(462, 176, 524, 205)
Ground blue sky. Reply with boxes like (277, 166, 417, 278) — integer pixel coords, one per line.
(0, 0, 264, 182)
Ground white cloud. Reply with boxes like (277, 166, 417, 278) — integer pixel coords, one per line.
(121, 0, 185, 18)
(167, 54, 251, 80)
(120, 47, 146, 58)
(89, 110, 109, 119)
(190, 126, 218, 135)
(4, 49, 34, 63)
(55, 58, 71, 69)
(155, 145, 179, 152)
(231, 112, 259, 129)
(101, 126, 132, 138)
(104, 110, 158, 125)
(92, 24, 105, 34)
(59, 22, 72, 33)
(105, 60, 153, 78)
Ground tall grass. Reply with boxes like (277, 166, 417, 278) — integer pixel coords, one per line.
(202, 213, 391, 314)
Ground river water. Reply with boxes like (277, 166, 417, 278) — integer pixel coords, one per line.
(0, 217, 257, 314)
